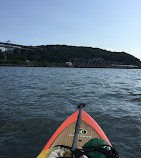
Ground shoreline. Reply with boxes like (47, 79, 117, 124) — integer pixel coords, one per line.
(0, 64, 140, 69)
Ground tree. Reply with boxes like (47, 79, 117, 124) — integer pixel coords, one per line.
(0, 49, 4, 60)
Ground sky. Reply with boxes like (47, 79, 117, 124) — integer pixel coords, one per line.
(0, 0, 141, 60)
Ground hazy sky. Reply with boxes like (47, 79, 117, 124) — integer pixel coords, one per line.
(0, 0, 141, 60)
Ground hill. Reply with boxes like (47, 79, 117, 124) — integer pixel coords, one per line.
(0, 44, 140, 68)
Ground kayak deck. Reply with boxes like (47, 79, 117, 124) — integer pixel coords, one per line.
(37, 110, 111, 158)
(50, 120, 100, 148)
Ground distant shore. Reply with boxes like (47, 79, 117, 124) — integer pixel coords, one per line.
(0, 63, 64, 67)
(0, 64, 140, 69)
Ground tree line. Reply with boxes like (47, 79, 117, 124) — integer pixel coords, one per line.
(0, 45, 140, 67)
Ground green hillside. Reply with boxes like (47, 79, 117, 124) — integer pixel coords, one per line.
(0, 45, 140, 68)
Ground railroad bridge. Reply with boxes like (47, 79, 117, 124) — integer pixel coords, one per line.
(69, 58, 124, 68)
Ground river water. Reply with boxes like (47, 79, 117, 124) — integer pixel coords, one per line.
(0, 67, 140, 158)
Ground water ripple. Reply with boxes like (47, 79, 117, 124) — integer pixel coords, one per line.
(0, 67, 141, 158)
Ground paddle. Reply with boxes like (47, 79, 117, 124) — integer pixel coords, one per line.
(71, 103, 86, 158)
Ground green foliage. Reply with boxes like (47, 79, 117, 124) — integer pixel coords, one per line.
(0, 49, 4, 60)
(0, 45, 140, 67)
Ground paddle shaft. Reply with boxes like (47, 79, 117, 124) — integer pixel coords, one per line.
(71, 104, 85, 158)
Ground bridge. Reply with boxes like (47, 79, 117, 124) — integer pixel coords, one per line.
(69, 58, 124, 68)
(0, 42, 37, 51)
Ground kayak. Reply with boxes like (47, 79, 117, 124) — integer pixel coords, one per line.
(37, 104, 118, 158)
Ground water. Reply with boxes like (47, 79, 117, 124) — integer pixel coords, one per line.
(0, 67, 140, 158)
